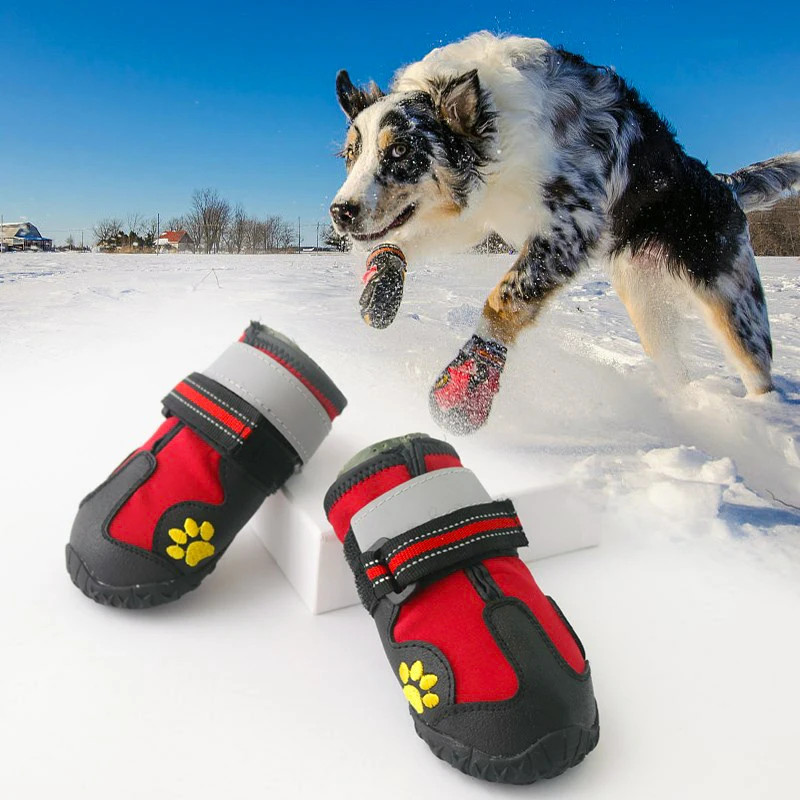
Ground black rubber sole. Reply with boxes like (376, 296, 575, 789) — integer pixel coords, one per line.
(65, 544, 214, 609)
(414, 711, 600, 784)
(359, 267, 405, 329)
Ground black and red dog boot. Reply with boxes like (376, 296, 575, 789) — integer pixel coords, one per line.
(430, 334, 507, 434)
(324, 434, 598, 784)
(66, 322, 346, 609)
(359, 243, 407, 329)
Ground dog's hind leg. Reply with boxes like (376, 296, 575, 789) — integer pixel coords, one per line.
(608, 250, 689, 385)
(689, 242, 773, 395)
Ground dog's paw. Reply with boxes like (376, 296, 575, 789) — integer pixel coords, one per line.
(429, 335, 507, 434)
(359, 244, 406, 329)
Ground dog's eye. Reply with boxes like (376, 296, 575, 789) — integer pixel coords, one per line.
(389, 143, 408, 160)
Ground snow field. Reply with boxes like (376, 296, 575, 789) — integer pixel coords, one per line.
(1, 252, 798, 799)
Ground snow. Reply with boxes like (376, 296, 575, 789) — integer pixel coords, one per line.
(1, 251, 799, 799)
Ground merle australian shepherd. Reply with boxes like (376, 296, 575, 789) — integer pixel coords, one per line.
(330, 33, 800, 433)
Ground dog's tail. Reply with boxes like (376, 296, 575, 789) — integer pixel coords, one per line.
(715, 151, 800, 212)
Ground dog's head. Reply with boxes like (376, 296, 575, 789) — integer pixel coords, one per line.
(329, 69, 496, 248)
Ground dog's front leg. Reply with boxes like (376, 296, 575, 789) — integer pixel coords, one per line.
(430, 233, 589, 434)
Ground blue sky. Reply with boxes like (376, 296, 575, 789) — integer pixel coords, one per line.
(1, 1, 798, 245)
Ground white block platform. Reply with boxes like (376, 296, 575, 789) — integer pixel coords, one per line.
(249, 415, 601, 613)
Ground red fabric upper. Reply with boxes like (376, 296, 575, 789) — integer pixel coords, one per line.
(108, 422, 224, 551)
(393, 569, 519, 702)
(328, 464, 412, 543)
(432, 357, 502, 429)
(423, 452, 461, 471)
(327, 452, 587, 705)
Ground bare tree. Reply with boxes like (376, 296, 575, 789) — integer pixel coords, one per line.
(189, 188, 231, 254)
(93, 217, 124, 247)
(322, 224, 350, 251)
(276, 219, 294, 250)
(126, 213, 145, 237)
(226, 204, 248, 254)
(164, 216, 186, 233)
(748, 196, 800, 256)
(142, 216, 157, 239)
(243, 217, 259, 254)
(140, 216, 159, 250)
(262, 215, 279, 251)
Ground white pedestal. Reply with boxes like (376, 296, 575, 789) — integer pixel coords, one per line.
(249, 416, 601, 613)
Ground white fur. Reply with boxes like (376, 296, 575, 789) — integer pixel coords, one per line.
(393, 35, 555, 257)
(333, 32, 779, 400)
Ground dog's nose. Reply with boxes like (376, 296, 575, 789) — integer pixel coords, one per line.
(330, 201, 361, 228)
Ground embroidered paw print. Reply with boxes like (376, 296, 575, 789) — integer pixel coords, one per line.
(166, 518, 215, 567)
(399, 660, 439, 714)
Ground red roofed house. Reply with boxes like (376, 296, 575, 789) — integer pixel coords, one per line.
(155, 230, 194, 253)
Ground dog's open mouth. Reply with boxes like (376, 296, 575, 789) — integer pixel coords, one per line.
(351, 204, 416, 242)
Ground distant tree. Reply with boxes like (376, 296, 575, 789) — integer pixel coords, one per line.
(189, 188, 231, 254)
(184, 211, 203, 253)
(142, 217, 158, 249)
(276, 219, 295, 250)
(226, 204, 248, 253)
(244, 217, 261, 253)
(65, 234, 76, 251)
(748, 196, 800, 256)
(322, 224, 350, 251)
(126, 213, 144, 237)
(164, 216, 186, 233)
(93, 217, 124, 248)
(263, 215, 281, 251)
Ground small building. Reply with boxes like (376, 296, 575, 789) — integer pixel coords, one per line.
(155, 230, 194, 253)
(0, 222, 53, 251)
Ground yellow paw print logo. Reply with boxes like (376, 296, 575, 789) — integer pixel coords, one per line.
(399, 660, 439, 714)
(166, 518, 215, 567)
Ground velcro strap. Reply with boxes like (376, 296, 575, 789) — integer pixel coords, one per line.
(202, 341, 331, 464)
(162, 372, 301, 488)
(350, 467, 491, 551)
(359, 500, 527, 601)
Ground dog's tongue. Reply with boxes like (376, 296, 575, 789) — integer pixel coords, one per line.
(324, 434, 462, 542)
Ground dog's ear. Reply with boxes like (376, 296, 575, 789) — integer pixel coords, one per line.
(336, 70, 384, 121)
(429, 69, 493, 140)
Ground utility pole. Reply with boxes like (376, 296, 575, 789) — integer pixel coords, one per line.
(316, 221, 320, 249)
(297, 217, 301, 253)
(156, 212, 160, 256)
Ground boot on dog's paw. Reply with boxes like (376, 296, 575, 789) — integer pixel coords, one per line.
(324, 434, 599, 785)
(66, 321, 346, 609)
(429, 334, 507, 434)
(359, 243, 407, 329)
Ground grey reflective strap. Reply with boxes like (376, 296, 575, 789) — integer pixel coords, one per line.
(202, 342, 331, 463)
(350, 467, 491, 551)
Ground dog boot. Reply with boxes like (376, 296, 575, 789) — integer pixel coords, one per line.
(66, 321, 346, 608)
(359, 243, 407, 329)
(429, 334, 507, 434)
(324, 434, 599, 784)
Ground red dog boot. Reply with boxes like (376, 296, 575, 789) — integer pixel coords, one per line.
(67, 322, 346, 608)
(429, 334, 507, 434)
(359, 243, 407, 329)
(324, 434, 599, 784)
